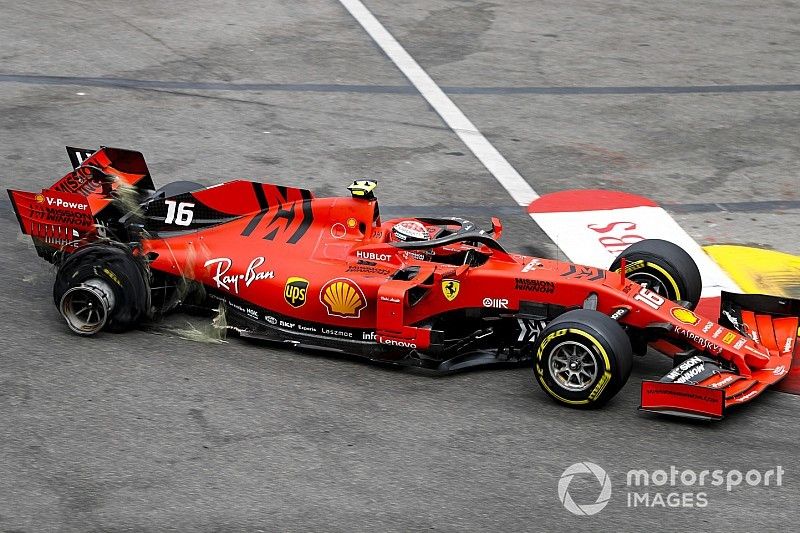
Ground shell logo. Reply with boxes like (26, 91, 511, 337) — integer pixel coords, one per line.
(320, 278, 366, 318)
(671, 307, 701, 326)
(34, 194, 45, 203)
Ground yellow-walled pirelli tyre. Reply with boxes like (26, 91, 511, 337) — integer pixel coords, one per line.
(533, 309, 633, 408)
(610, 238, 702, 309)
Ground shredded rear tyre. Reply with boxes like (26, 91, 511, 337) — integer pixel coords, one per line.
(53, 245, 150, 334)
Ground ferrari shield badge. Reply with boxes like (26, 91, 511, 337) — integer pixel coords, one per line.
(442, 279, 460, 301)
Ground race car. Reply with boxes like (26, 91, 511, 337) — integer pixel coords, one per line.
(8, 146, 800, 419)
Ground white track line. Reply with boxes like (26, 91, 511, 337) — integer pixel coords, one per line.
(340, 1, 740, 301)
(339, 0, 539, 206)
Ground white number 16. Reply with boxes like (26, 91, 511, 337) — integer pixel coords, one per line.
(164, 200, 195, 226)
(634, 287, 665, 310)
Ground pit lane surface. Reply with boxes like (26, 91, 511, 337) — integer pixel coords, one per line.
(1, 1, 800, 531)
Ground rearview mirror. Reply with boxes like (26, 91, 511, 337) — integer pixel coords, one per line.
(491, 217, 503, 239)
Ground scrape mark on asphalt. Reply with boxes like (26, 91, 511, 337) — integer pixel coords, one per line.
(188, 406, 276, 447)
(2, 73, 800, 95)
(400, 2, 496, 67)
(188, 407, 209, 428)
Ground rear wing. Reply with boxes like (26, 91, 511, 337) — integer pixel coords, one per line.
(640, 292, 800, 420)
(50, 146, 154, 202)
(7, 189, 96, 250)
(7, 146, 155, 255)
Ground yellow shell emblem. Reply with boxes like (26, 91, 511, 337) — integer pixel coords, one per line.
(320, 278, 366, 318)
(671, 307, 700, 326)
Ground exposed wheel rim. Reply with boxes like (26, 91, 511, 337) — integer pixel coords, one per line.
(547, 340, 599, 392)
(59, 278, 115, 336)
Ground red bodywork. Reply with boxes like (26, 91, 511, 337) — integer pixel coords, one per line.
(8, 147, 800, 419)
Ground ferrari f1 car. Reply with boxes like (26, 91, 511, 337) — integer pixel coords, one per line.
(8, 147, 800, 419)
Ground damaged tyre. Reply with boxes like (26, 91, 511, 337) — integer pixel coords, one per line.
(53, 245, 150, 335)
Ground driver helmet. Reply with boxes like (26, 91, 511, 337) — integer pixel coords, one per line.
(390, 219, 430, 242)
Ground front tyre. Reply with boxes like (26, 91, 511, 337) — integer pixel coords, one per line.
(533, 309, 632, 408)
(610, 238, 702, 309)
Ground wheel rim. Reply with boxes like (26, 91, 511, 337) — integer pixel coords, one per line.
(548, 340, 599, 392)
(627, 271, 670, 297)
(60, 278, 115, 336)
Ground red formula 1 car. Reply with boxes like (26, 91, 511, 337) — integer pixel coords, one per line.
(8, 147, 800, 419)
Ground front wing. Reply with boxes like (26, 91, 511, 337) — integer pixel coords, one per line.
(640, 292, 800, 420)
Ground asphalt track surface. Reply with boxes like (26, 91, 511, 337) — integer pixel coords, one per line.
(2, 1, 800, 531)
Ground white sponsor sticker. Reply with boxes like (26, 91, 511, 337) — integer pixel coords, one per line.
(45, 196, 89, 211)
(709, 375, 736, 389)
(357, 251, 392, 262)
(204, 256, 275, 294)
(483, 297, 509, 309)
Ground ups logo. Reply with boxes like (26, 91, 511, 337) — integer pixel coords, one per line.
(284, 277, 309, 307)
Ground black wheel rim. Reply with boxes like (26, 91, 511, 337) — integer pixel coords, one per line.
(627, 271, 671, 298)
